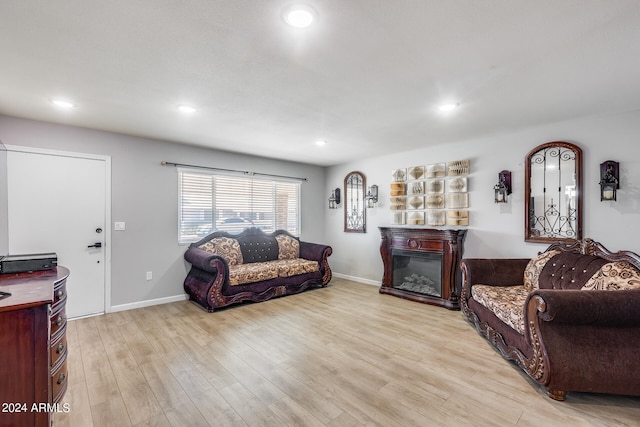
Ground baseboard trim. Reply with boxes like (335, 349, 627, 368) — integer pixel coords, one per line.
(110, 294, 189, 313)
(333, 272, 380, 287)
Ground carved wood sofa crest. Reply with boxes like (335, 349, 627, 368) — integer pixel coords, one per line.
(461, 239, 640, 400)
(184, 228, 332, 312)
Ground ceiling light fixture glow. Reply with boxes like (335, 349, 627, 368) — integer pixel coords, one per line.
(437, 103, 459, 112)
(284, 5, 315, 28)
(51, 99, 75, 109)
(315, 139, 327, 146)
(177, 105, 197, 114)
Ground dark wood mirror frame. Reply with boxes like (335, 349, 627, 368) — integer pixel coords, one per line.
(525, 141, 582, 243)
(344, 171, 366, 233)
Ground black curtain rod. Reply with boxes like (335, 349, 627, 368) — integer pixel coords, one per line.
(161, 161, 308, 182)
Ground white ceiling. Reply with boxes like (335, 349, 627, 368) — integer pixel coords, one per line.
(2, 1, 640, 166)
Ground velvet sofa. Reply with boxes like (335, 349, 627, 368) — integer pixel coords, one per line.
(460, 238, 640, 401)
(184, 227, 332, 312)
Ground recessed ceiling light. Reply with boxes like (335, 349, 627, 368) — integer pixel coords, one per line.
(315, 139, 327, 146)
(51, 98, 76, 109)
(177, 105, 197, 114)
(437, 103, 459, 112)
(284, 5, 316, 28)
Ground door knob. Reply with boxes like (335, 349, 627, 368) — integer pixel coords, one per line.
(87, 242, 102, 248)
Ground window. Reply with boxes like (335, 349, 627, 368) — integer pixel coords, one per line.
(178, 170, 300, 244)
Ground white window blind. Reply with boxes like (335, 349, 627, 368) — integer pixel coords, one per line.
(178, 170, 300, 244)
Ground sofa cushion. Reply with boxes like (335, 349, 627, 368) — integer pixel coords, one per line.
(538, 252, 608, 290)
(276, 259, 319, 277)
(276, 234, 300, 260)
(227, 259, 321, 286)
(228, 261, 280, 286)
(523, 250, 560, 291)
(198, 237, 243, 266)
(471, 285, 529, 335)
(238, 235, 279, 263)
(582, 261, 640, 290)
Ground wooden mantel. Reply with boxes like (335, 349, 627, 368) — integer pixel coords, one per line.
(379, 227, 467, 310)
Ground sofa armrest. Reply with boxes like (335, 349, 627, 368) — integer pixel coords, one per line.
(184, 246, 229, 274)
(529, 289, 640, 327)
(299, 241, 331, 261)
(300, 241, 333, 285)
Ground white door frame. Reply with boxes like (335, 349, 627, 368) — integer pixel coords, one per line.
(4, 144, 112, 314)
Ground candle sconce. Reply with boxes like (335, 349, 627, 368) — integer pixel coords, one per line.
(366, 185, 379, 208)
(493, 170, 512, 203)
(328, 188, 341, 209)
(599, 161, 619, 201)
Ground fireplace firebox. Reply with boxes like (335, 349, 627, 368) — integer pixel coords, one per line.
(379, 227, 466, 310)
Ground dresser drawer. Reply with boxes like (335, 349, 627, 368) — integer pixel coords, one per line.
(50, 327, 67, 368)
(50, 305, 66, 339)
(51, 358, 68, 403)
(53, 281, 67, 308)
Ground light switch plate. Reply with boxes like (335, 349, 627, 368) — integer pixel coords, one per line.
(114, 222, 126, 231)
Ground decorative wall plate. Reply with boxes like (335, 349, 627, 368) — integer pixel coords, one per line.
(447, 193, 469, 209)
(408, 211, 425, 225)
(427, 210, 446, 226)
(389, 197, 407, 210)
(408, 196, 425, 210)
(448, 159, 470, 176)
(447, 177, 467, 193)
(426, 163, 446, 178)
(408, 166, 425, 180)
(447, 210, 469, 226)
(426, 193, 445, 209)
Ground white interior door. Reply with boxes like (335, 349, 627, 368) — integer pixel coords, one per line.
(6, 148, 110, 318)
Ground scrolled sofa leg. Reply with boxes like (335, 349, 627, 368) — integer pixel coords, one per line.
(546, 388, 567, 401)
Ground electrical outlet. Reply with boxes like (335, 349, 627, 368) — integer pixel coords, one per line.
(146, 271, 152, 281)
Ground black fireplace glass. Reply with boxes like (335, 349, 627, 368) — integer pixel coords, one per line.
(391, 250, 442, 297)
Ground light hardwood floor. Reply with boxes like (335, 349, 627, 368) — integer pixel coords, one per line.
(54, 278, 640, 427)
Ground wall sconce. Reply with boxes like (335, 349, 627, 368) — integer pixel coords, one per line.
(366, 185, 379, 208)
(328, 188, 341, 209)
(493, 170, 512, 203)
(599, 160, 619, 201)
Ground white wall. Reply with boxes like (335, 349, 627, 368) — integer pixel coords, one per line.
(325, 110, 640, 284)
(0, 141, 7, 255)
(0, 115, 326, 308)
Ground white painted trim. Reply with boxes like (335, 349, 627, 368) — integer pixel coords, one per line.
(4, 144, 113, 315)
(110, 294, 190, 313)
(333, 272, 380, 286)
(4, 144, 108, 161)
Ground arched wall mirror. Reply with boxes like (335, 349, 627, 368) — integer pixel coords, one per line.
(344, 171, 366, 233)
(525, 141, 582, 243)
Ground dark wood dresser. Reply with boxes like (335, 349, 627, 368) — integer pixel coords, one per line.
(0, 267, 69, 427)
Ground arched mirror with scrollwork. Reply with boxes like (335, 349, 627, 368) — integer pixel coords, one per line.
(344, 171, 366, 233)
(525, 141, 582, 243)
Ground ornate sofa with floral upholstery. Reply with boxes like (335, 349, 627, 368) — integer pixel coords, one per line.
(184, 227, 332, 312)
(460, 238, 640, 401)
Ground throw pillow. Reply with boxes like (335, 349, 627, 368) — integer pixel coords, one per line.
(523, 250, 560, 291)
(276, 234, 300, 260)
(198, 237, 243, 266)
(582, 261, 640, 290)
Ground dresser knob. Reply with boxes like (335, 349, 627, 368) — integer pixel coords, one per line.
(57, 343, 65, 354)
(57, 373, 66, 385)
(56, 316, 64, 326)
(57, 289, 65, 299)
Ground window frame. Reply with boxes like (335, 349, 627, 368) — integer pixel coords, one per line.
(177, 168, 301, 244)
